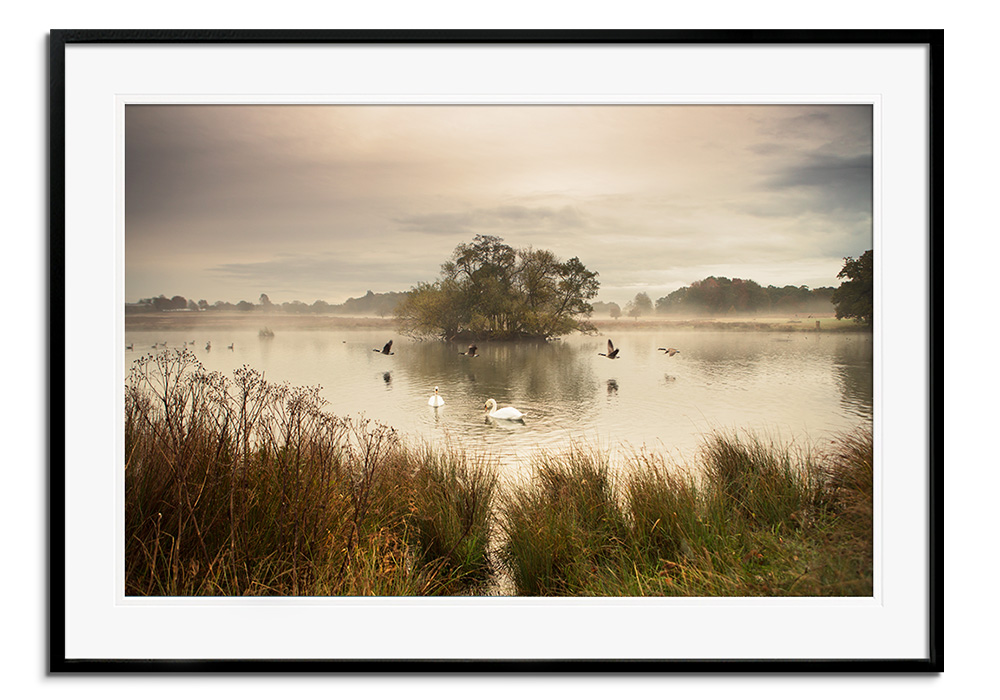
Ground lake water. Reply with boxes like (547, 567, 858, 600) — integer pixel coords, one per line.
(124, 328, 873, 474)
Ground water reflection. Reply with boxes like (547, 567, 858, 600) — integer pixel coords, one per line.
(124, 327, 874, 470)
(832, 335, 874, 420)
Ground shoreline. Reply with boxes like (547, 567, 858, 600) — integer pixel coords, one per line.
(125, 312, 869, 334)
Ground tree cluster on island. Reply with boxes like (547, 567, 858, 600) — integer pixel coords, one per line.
(394, 235, 600, 341)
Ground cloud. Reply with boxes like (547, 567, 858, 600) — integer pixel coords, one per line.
(205, 250, 442, 303)
(393, 204, 589, 235)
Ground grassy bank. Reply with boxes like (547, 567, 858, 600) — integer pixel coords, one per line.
(126, 350, 872, 596)
(591, 315, 868, 333)
(500, 431, 872, 596)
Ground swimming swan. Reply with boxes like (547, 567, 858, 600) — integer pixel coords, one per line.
(485, 398, 524, 420)
(428, 387, 444, 407)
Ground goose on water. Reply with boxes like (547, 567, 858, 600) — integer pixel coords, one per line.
(460, 344, 479, 357)
(428, 387, 445, 407)
(598, 339, 620, 359)
(484, 398, 524, 421)
(658, 347, 680, 356)
(373, 340, 394, 355)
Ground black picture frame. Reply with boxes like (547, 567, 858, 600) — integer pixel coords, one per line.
(49, 29, 943, 673)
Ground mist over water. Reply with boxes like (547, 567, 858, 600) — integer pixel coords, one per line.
(125, 328, 873, 473)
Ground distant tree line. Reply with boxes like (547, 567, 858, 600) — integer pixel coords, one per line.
(591, 301, 622, 318)
(651, 277, 836, 316)
(127, 290, 406, 317)
(129, 249, 873, 328)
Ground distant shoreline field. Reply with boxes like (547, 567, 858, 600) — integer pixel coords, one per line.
(591, 315, 867, 333)
(124, 312, 397, 332)
(125, 311, 868, 334)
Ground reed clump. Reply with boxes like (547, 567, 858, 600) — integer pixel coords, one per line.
(125, 349, 496, 596)
(498, 447, 628, 595)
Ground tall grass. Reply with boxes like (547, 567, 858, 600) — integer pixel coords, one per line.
(125, 349, 496, 596)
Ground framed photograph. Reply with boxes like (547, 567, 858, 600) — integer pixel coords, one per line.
(50, 30, 942, 671)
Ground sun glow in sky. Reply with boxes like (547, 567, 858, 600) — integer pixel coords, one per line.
(125, 104, 872, 307)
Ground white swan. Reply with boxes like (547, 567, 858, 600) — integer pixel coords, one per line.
(485, 398, 524, 421)
(428, 386, 445, 407)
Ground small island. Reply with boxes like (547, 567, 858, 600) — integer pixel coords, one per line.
(394, 234, 600, 341)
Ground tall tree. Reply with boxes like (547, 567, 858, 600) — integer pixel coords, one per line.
(830, 250, 874, 326)
(625, 292, 653, 318)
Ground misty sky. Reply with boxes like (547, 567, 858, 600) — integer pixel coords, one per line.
(125, 104, 872, 307)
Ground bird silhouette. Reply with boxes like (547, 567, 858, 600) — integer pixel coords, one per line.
(598, 339, 620, 359)
(460, 344, 478, 357)
(373, 340, 394, 355)
(227, 343, 234, 350)
(658, 347, 680, 356)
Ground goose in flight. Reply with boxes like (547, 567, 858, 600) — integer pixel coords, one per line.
(227, 343, 235, 350)
(460, 344, 479, 357)
(484, 398, 524, 421)
(373, 340, 394, 355)
(205, 341, 211, 351)
(598, 339, 620, 359)
(658, 347, 680, 356)
(428, 387, 445, 407)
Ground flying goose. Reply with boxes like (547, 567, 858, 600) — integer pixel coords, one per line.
(460, 344, 479, 357)
(598, 339, 620, 359)
(658, 347, 680, 356)
(373, 340, 394, 355)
